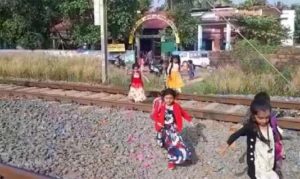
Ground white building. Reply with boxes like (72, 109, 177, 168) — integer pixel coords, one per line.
(281, 10, 296, 46)
(191, 6, 296, 51)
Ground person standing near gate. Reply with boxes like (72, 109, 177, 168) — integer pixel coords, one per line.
(188, 60, 195, 80)
(138, 54, 145, 72)
(166, 55, 184, 93)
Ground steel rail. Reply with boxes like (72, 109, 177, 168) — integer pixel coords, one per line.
(0, 87, 299, 130)
(0, 163, 53, 179)
(1, 79, 300, 110)
(0, 83, 299, 178)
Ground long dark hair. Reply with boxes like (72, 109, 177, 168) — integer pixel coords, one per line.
(131, 63, 141, 79)
(168, 55, 181, 75)
(249, 99, 272, 146)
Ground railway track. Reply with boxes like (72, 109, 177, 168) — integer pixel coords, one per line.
(0, 163, 52, 179)
(0, 80, 300, 178)
(0, 82, 299, 130)
(1, 78, 300, 110)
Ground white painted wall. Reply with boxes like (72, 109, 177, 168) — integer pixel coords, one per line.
(281, 10, 296, 46)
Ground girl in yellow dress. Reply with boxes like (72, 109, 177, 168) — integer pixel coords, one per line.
(166, 56, 184, 93)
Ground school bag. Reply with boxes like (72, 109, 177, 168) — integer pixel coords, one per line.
(270, 113, 284, 174)
(150, 97, 163, 120)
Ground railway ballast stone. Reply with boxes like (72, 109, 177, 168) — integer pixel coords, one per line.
(0, 99, 299, 179)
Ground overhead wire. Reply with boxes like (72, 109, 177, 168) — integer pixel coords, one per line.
(201, 0, 295, 89)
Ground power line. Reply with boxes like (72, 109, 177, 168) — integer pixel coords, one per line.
(203, 0, 295, 90)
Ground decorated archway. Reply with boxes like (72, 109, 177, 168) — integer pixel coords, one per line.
(129, 13, 180, 45)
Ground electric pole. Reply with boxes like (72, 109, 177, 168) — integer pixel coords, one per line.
(100, 0, 108, 83)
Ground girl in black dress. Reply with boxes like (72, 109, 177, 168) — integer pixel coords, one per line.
(220, 99, 284, 179)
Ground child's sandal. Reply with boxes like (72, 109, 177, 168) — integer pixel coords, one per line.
(168, 162, 175, 170)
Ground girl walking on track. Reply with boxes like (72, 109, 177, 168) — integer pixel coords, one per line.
(238, 92, 285, 165)
(166, 55, 184, 93)
(127, 63, 146, 103)
(220, 98, 284, 179)
(151, 88, 193, 170)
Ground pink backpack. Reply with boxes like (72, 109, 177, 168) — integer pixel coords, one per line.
(270, 113, 284, 172)
(150, 97, 163, 120)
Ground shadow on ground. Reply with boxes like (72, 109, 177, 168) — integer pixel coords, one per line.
(180, 123, 208, 167)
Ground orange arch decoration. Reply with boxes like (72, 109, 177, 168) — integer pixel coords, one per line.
(129, 14, 180, 44)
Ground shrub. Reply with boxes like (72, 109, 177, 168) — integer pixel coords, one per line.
(183, 65, 300, 96)
(232, 39, 277, 74)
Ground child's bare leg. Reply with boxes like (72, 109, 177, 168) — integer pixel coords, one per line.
(281, 142, 286, 159)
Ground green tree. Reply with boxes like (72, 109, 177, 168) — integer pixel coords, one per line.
(59, 0, 99, 45)
(242, 0, 266, 8)
(107, 0, 140, 41)
(164, 0, 233, 49)
(169, 1, 198, 49)
(59, 0, 147, 44)
(163, 0, 200, 49)
(235, 16, 287, 45)
(0, 0, 151, 48)
(138, 0, 151, 12)
(0, 0, 60, 49)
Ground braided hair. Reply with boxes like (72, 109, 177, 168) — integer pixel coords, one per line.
(168, 55, 181, 75)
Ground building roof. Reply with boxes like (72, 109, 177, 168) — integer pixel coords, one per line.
(191, 6, 282, 23)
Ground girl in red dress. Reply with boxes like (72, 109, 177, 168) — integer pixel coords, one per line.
(128, 63, 146, 102)
(151, 88, 193, 170)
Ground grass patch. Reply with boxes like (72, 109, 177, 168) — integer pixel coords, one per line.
(183, 65, 300, 97)
(232, 39, 278, 74)
(0, 53, 165, 90)
(182, 39, 298, 97)
(0, 53, 102, 83)
(1, 53, 299, 96)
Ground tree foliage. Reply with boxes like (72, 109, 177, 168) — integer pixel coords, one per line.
(0, 0, 60, 49)
(59, 0, 141, 44)
(241, 0, 266, 8)
(59, 0, 98, 46)
(0, 0, 151, 49)
(169, 1, 197, 49)
(138, 0, 151, 12)
(165, 0, 232, 49)
(107, 0, 140, 41)
(165, 0, 204, 49)
(232, 39, 277, 74)
(235, 16, 287, 45)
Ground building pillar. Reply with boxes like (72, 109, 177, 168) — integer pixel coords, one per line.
(212, 37, 221, 51)
(52, 39, 56, 49)
(220, 27, 224, 50)
(135, 35, 140, 60)
(197, 25, 203, 51)
(225, 23, 231, 51)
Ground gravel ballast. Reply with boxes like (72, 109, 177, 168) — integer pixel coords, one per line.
(0, 99, 299, 179)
